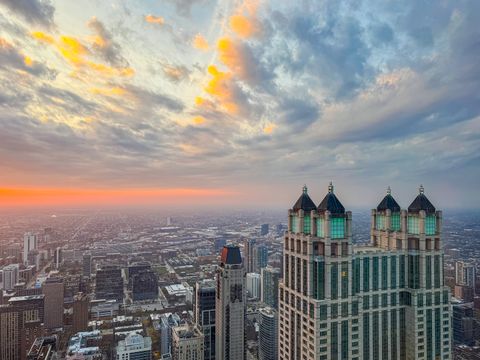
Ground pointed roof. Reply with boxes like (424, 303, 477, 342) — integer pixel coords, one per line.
(292, 185, 317, 212)
(317, 182, 345, 215)
(408, 185, 436, 214)
(377, 186, 401, 212)
(220, 245, 242, 265)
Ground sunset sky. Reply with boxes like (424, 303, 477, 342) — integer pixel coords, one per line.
(0, 0, 479, 209)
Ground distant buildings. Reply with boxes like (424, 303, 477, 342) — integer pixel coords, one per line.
(172, 324, 204, 360)
(158, 313, 181, 356)
(116, 333, 152, 360)
(254, 245, 268, 272)
(455, 261, 476, 288)
(66, 330, 102, 360)
(42, 277, 64, 329)
(246, 272, 260, 300)
(259, 307, 278, 360)
(83, 253, 92, 278)
(194, 280, 216, 360)
(260, 266, 280, 309)
(2, 263, 19, 291)
(243, 239, 256, 273)
(27, 336, 57, 360)
(452, 302, 479, 346)
(95, 265, 124, 302)
(215, 245, 245, 360)
(23, 233, 38, 266)
(260, 224, 269, 236)
(132, 270, 158, 301)
(73, 292, 89, 333)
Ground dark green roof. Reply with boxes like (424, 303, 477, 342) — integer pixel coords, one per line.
(317, 182, 345, 214)
(377, 188, 401, 212)
(408, 185, 436, 214)
(292, 185, 317, 212)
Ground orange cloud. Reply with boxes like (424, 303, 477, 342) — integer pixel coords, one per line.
(192, 33, 209, 51)
(217, 37, 247, 77)
(0, 187, 234, 207)
(204, 65, 238, 114)
(90, 86, 127, 97)
(263, 123, 276, 134)
(31, 31, 134, 77)
(145, 14, 164, 25)
(229, 0, 261, 38)
(193, 116, 206, 125)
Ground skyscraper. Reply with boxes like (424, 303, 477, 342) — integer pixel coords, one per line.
(2, 264, 19, 291)
(23, 233, 37, 266)
(195, 279, 216, 360)
(260, 266, 280, 309)
(95, 265, 124, 302)
(215, 245, 245, 360)
(83, 253, 92, 278)
(243, 239, 256, 273)
(258, 307, 278, 360)
(42, 277, 64, 329)
(455, 261, 476, 289)
(72, 292, 89, 333)
(260, 224, 269, 236)
(254, 245, 268, 272)
(278, 184, 452, 360)
(246, 272, 260, 300)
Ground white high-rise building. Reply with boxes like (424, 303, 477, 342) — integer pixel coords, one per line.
(23, 232, 37, 266)
(278, 184, 452, 360)
(116, 333, 152, 360)
(216, 245, 245, 360)
(246, 273, 260, 300)
(259, 307, 278, 360)
(172, 324, 204, 360)
(1, 264, 19, 291)
(455, 261, 476, 288)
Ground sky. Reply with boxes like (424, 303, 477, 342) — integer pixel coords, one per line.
(0, 0, 479, 209)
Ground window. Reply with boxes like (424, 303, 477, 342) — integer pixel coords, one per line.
(316, 218, 325, 237)
(330, 217, 345, 239)
(376, 214, 385, 230)
(363, 258, 370, 292)
(382, 256, 388, 290)
(391, 213, 401, 231)
(425, 215, 436, 235)
(426, 256, 432, 289)
(303, 215, 311, 234)
(331, 263, 338, 299)
(291, 215, 299, 233)
(341, 262, 349, 298)
(390, 255, 397, 289)
(408, 215, 419, 234)
(372, 257, 379, 291)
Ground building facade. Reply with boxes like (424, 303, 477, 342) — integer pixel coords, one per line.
(261, 266, 281, 309)
(116, 333, 152, 360)
(278, 184, 452, 360)
(243, 239, 256, 274)
(23, 233, 37, 266)
(95, 266, 124, 302)
(259, 307, 278, 360)
(246, 273, 260, 300)
(215, 245, 246, 360)
(172, 325, 204, 360)
(42, 277, 64, 329)
(195, 280, 216, 360)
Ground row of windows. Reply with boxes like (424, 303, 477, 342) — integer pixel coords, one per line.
(290, 215, 345, 238)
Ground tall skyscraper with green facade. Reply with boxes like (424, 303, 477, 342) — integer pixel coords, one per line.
(278, 183, 452, 360)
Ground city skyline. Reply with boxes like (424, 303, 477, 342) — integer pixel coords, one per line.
(0, 0, 479, 208)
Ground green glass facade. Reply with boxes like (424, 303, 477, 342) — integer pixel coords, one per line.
(425, 215, 436, 235)
(330, 217, 345, 239)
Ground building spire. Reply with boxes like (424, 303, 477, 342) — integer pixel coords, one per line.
(419, 184, 424, 195)
(302, 184, 308, 194)
(328, 181, 334, 193)
(387, 186, 391, 195)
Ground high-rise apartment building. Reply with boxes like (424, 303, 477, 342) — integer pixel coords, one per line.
(23, 233, 37, 266)
(259, 307, 278, 360)
(278, 184, 452, 360)
(261, 266, 281, 309)
(246, 273, 261, 300)
(243, 239, 256, 273)
(116, 333, 152, 360)
(172, 324, 204, 360)
(195, 279, 216, 360)
(455, 261, 476, 289)
(83, 253, 92, 278)
(2, 264, 19, 291)
(254, 245, 269, 272)
(42, 277, 64, 329)
(260, 224, 269, 236)
(73, 292, 89, 333)
(215, 245, 246, 360)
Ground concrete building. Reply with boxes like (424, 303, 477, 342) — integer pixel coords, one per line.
(215, 245, 245, 360)
(194, 279, 216, 360)
(452, 302, 478, 346)
(254, 245, 268, 273)
(73, 292, 89, 333)
(243, 239, 256, 273)
(172, 324, 204, 360)
(2, 263, 19, 291)
(278, 184, 452, 360)
(27, 336, 57, 360)
(159, 313, 181, 356)
(53, 247, 62, 269)
(131, 270, 158, 301)
(455, 261, 476, 288)
(23, 233, 38, 266)
(116, 333, 152, 360)
(260, 266, 281, 309)
(42, 277, 64, 329)
(259, 307, 278, 360)
(246, 272, 261, 300)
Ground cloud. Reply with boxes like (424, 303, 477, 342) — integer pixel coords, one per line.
(165, 0, 208, 17)
(192, 33, 209, 51)
(162, 63, 189, 82)
(87, 17, 128, 67)
(0, 0, 54, 27)
(31, 31, 134, 77)
(229, 0, 262, 38)
(144, 14, 164, 25)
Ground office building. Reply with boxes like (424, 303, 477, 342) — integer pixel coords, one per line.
(159, 313, 181, 356)
(452, 302, 477, 346)
(246, 272, 261, 300)
(42, 277, 64, 329)
(73, 292, 89, 333)
(27, 336, 57, 360)
(455, 261, 476, 291)
(95, 265, 124, 302)
(215, 245, 245, 360)
(83, 253, 92, 278)
(2, 263, 19, 291)
(23, 233, 38, 266)
(244, 239, 256, 273)
(132, 270, 158, 301)
(172, 324, 204, 360)
(194, 279, 216, 360)
(260, 224, 269, 236)
(259, 307, 278, 360)
(53, 247, 62, 269)
(214, 238, 226, 253)
(261, 266, 281, 309)
(278, 184, 452, 360)
(254, 245, 269, 272)
(116, 333, 152, 360)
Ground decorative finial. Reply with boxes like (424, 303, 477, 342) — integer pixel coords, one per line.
(419, 184, 424, 194)
(387, 186, 391, 195)
(302, 184, 308, 194)
(328, 181, 334, 193)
